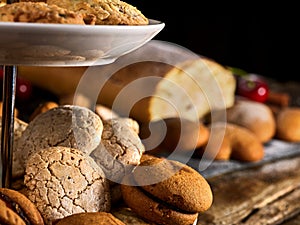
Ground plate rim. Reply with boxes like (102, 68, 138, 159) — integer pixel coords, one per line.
(0, 19, 165, 32)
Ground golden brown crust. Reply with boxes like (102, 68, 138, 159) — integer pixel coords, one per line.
(55, 212, 125, 225)
(47, 0, 149, 25)
(140, 118, 210, 154)
(276, 107, 300, 142)
(0, 199, 26, 225)
(0, 2, 85, 24)
(226, 99, 276, 143)
(121, 184, 199, 225)
(133, 155, 213, 213)
(198, 122, 264, 162)
(0, 188, 44, 225)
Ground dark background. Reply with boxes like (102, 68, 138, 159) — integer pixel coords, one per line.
(127, 1, 299, 82)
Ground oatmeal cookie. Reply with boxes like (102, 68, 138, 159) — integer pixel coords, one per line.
(47, 0, 149, 25)
(0, 2, 85, 24)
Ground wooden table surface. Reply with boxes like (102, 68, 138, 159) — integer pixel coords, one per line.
(196, 154, 300, 225)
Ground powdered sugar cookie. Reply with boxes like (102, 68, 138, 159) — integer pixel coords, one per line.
(13, 105, 103, 178)
(24, 146, 110, 225)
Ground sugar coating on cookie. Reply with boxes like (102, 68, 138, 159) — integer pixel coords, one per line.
(90, 118, 145, 183)
(0, 2, 85, 24)
(13, 104, 103, 178)
(24, 146, 111, 225)
(47, 0, 149, 25)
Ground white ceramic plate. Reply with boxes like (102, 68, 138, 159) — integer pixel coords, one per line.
(0, 19, 164, 66)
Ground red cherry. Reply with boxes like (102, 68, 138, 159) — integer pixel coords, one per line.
(0, 66, 3, 79)
(236, 74, 269, 103)
(16, 76, 33, 101)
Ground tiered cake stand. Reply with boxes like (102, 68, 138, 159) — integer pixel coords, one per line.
(0, 18, 164, 188)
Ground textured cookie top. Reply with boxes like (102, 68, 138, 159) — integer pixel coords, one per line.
(90, 118, 145, 183)
(132, 155, 213, 213)
(24, 146, 110, 224)
(56, 212, 125, 225)
(13, 104, 103, 178)
(0, 2, 85, 24)
(47, 0, 149, 25)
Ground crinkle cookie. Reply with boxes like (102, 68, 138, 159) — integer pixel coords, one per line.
(0, 2, 85, 24)
(13, 104, 103, 178)
(24, 146, 111, 225)
(47, 0, 149, 25)
(90, 118, 145, 183)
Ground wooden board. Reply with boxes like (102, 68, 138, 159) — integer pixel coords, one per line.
(197, 155, 300, 225)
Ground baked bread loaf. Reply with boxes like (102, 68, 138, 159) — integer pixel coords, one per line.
(121, 154, 213, 225)
(24, 146, 111, 225)
(18, 56, 236, 123)
(0, 2, 85, 24)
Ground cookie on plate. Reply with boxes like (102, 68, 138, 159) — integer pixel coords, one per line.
(0, 2, 85, 24)
(24, 146, 111, 225)
(13, 104, 103, 178)
(47, 0, 149, 25)
(0, 188, 44, 225)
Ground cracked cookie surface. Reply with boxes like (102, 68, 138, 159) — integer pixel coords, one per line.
(13, 105, 103, 178)
(24, 146, 111, 225)
(90, 118, 145, 183)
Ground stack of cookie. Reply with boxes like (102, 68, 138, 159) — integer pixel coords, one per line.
(0, 103, 213, 225)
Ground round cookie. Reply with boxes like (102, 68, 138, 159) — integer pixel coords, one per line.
(121, 184, 198, 225)
(0, 188, 44, 225)
(55, 212, 125, 225)
(90, 118, 145, 183)
(132, 154, 213, 213)
(120, 154, 212, 225)
(226, 99, 276, 143)
(47, 0, 149, 25)
(276, 107, 300, 142)
(0, 2, 85, 24)
(24, 146, 111, 225)
(13, 104, 103, 178)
